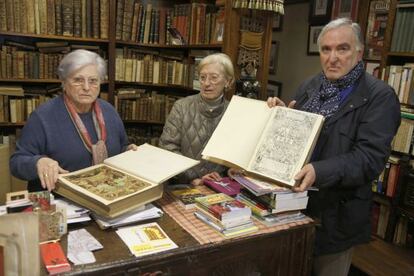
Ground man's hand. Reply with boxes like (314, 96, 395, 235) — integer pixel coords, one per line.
(36, 157, 69, 191)
(267, 97, 296, 108)
(293, 164, 316, 192)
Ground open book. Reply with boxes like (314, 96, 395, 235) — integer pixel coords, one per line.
(56, 143, 199, 218)
(202, 96, 324, 187)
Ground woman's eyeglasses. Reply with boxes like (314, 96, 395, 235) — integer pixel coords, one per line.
(70, 77, 100, 87)
(199, 74, 222, 85)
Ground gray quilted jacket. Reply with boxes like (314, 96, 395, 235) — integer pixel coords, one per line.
(159, 93, 229, 183)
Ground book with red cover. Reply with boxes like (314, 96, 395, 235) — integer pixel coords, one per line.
(40, 242, 71, 275)
(203, 177, 241, 196)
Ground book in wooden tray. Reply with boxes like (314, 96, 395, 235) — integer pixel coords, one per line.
(202, 95, 324, 188)
(56, 143, 199, 218)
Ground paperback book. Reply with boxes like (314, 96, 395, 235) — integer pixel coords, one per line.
(202, 96, 324, 187)
(56, 143, 199, 218)
(116, 222, 178, 257)
(203, 177, 241, 196)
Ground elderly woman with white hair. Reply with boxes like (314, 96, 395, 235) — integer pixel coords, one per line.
(10, 49, 136, 192)
(159, 53, 235, 185)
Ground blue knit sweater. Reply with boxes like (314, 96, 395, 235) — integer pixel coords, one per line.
(10, 95, 129, 191)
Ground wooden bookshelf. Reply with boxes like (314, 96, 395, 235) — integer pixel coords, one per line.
(0, 31, 109, 43)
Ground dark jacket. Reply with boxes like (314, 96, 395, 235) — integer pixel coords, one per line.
(294, 72, 401, 256)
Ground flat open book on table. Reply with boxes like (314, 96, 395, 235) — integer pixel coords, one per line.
(56, 143, 199, 218)
(202, 95, 324, 187)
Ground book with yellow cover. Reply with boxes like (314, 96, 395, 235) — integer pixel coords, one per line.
(116, 222, 178, 257)
(202, 96, 324, 187)
(56, 143, 199, 218)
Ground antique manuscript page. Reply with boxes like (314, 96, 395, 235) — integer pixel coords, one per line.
(104, 143, 200, 184)
(248, 107, 324, 186)
(202, 96, 272, 169)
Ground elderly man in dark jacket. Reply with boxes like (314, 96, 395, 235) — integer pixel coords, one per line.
(268, 18, 401, 276)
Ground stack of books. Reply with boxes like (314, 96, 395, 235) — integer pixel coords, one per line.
(234, 175, 309, 225)
(194, 193, 258, 237)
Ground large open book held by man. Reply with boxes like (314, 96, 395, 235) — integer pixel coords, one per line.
(56, 143, 199, 218)
(202, 96, 324, 187)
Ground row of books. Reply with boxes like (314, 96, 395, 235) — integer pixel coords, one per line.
(116, 90, 172, 123)
(372, 156, 400, 198)
(372, 201, 390, 239)
(0, 0, 109, 39)
(0, 85, 61, 123)
(391, 117, 414, 155)
(0, 43, 106, 80)
(390, 5, 414, 53)
(115, 55, 193, 87)
(393, 215, 414, 247)
(382, 64, 414, 105)
(115, 88, 180, 121)
(125, 125, 163, 147)
(115, 1, 225, 45)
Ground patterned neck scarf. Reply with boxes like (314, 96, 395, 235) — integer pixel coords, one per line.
(302, 60, 364, 119)
(64, 95, 108, 165)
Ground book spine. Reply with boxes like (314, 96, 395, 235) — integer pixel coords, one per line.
(100, 0, 109, 39)
(91, 0, 100, 38)
(73, 0, 82, 37)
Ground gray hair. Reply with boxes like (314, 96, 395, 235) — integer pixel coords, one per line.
(317, 18, 364, 51)
(57, 49, 107, 81)
(198, 53, 235, 87)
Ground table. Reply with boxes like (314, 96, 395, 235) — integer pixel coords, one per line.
(60, 213, 315, 276)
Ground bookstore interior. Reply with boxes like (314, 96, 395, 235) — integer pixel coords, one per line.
(0, 0, 414, 275)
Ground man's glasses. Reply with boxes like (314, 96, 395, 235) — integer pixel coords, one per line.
(70, 77, 100, 87)
(199, 74, 222, 85)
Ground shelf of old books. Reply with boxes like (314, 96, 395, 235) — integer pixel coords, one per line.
(0, 31, 109, 44)
(115, 40, 223, 50)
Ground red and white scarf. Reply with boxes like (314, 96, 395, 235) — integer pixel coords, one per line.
(64, 95, 108, 165)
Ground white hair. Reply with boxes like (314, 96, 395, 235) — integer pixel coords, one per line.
(198, 53, 235, 87)
(57, 49, 107, 81)
(317, 18, 364, 51)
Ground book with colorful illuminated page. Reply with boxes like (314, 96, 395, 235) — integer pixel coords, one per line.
(202, 96, 324, 187)
(56, 143, 199, 218)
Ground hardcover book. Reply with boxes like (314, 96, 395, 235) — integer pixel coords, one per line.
(203, 177, 241, 196)
(56, 143, 199, 218)
(202, 96, 324, 187)
(170, 187, 206, 209)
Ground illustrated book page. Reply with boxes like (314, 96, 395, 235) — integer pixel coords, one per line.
(104, 143, 200, 184)
(58, 164, 155, 206)
(202, 95, 272, 169)
(248, 107, 324, 186)
(202, 96, 324, 187)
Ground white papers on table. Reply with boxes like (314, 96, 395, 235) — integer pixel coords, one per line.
(53, 198, 91, 224)
(116, 222, 178, 257)
(93, 204, 163, 229)
(67, 229, 103, 265)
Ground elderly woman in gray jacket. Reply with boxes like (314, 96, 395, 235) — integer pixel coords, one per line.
(159, 53, 234, 185)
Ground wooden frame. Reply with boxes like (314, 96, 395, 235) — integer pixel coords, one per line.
(267, 80, 282, 98)
(331, 0, 360, 21)
(309, 0, 333, 24)
(307, 25, 323, 55)
(269, 41, 280, 76)
(272, 13, 283, 31)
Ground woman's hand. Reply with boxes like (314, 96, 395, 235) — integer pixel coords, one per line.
(127, 144, 138, 151)
(267, 97, 296, 108)
(191, 172, 222, 186)
(36, 157, 69, 191)
(293, 164, 316, 192)
(227, 168, 244, 179)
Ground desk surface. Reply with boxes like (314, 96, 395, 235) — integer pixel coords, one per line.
(57, 212, 314, 276)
